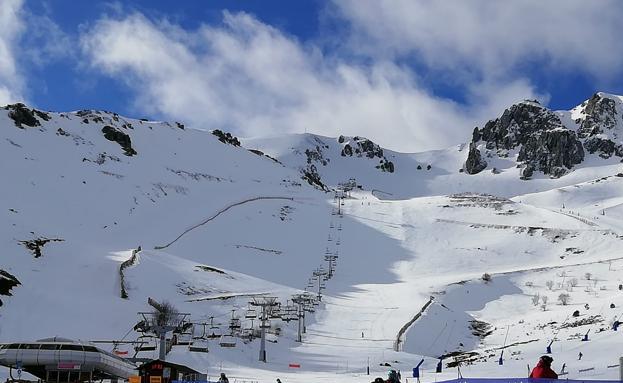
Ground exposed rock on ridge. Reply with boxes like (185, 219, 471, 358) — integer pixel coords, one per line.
(465, 100, 584, 178)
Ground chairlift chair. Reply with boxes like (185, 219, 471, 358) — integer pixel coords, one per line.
(207, 326, 222, 339)
(176, 330, 194, 346)
(260, 320, 271, 329)
(192, 323, 206, 340)
(219, 335, 237, 348)
(229, 318, 241, 330)
(245, 308, 258, 319)
(269, 310, 282, 319)
(189, 338, 209, 353)
(134, 335, 157, 352)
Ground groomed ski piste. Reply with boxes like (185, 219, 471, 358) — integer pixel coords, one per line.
(1, 101, 622, 383)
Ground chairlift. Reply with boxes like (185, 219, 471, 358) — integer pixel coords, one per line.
(229, 318, 241, 329)
(192, 323, 206, 340)
(260, 320, 271, 329)
(201, 319, 221, 339)
(337, 224, 342, 231)
(176, 330, 193, 346)
(219, 335, 237, 348)
(134, 335, 157, 352)
(189, 338, 209, 353)
(269, 310, 282, 319)
(207, 326, 222, 339)
(330, 222, 334, 229)
(245, 308, 258, 319)
(240, 327, 255, 340)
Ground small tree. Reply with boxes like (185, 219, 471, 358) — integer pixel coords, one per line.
(569, 278, 579, 287)
(558, 293, 571, 305)
(482, 273, 492, 282)
(546, 280, 554, 290)
(541, 296, 548, 305)
(584, 272, 592, 280)
(532, 294, 540, 306)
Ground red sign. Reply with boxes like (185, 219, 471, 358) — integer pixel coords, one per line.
(114, 350, 129, 355)
(58, 363, 81, 370)
(288, 363, 301, 368)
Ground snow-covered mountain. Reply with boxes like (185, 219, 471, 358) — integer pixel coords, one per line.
(2, 95, 623, 383)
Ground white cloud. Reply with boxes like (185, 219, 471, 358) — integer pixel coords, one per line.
(0, 0, 71, 106)
(0, 0, 25, 105)
(80, 11, 543, 152)
(332, 0, 623, 81)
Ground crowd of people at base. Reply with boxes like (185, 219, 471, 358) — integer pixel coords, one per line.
(366, 356, 560, 383)
(217, 373, 283, 383)
(216, 356, 558, 383)
(371, 369, 402, 383)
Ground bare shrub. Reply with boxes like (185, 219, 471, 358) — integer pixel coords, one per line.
(546, 280, 554, 290)
(558, 293, 571, 305)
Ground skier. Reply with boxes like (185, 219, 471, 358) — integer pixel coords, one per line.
(386, 369, 401, 383)
(529, 355, 558, 379)
(578, 352, 583, 360)
(218, 373, 229, 383)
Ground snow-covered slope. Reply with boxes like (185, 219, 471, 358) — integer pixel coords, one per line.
(2, 97, 623, 383)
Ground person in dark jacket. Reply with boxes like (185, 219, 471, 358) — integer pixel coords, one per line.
(529, 355, 558, 379)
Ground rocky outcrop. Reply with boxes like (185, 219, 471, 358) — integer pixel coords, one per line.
(576, 93, 623, 158)
(578, 93, 618, 138)
(18, 237, 64, 258)
(102, 125, 137, 156)
(518, 129, 584, 179)
(465, 100, 584, 178)
(340, 136, 384, 159)
(0, 269, 21, 307)
(339, 136, 395, 173)
(465, 143, 487, 174)
(478, 101, 564, 151)
(5, 103, 50, 128)
(212, 129, 241, 146)
(302, 164, 327, 190)
(584, 137, 623, 159)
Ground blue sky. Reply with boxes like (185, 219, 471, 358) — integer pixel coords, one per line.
(3, 0, 623, 151)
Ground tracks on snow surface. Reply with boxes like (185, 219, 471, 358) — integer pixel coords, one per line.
(154, 196, 294, 250)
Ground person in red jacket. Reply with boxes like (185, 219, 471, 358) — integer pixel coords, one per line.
(529, 355, 558, 379)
